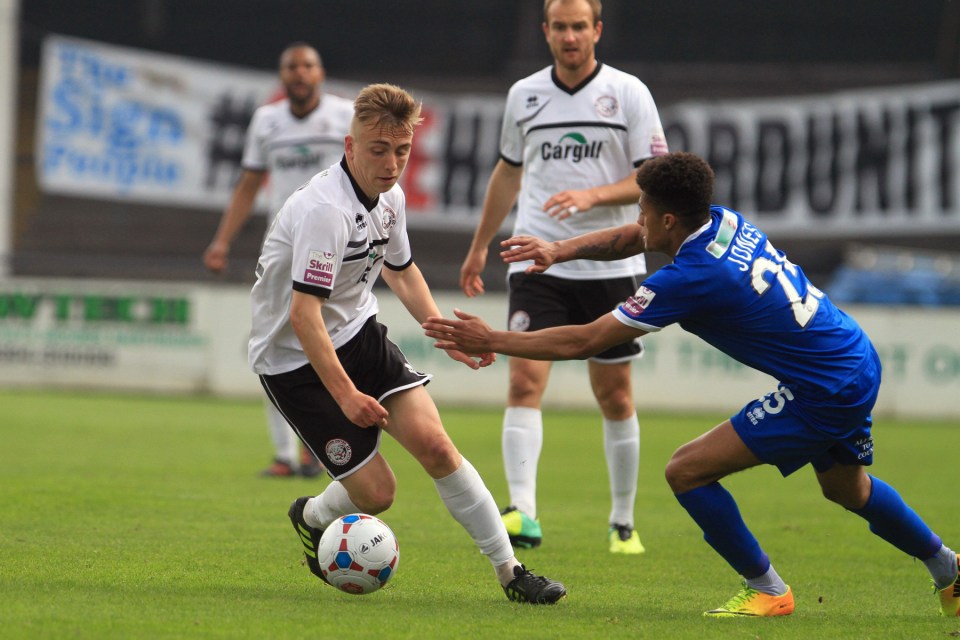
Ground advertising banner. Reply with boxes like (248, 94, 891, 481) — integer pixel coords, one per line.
(34, 35, 504, 225)
(1, 279, 957, 420)
(663, 82, 960, 236)
(36, 35, 279, 210)
(0, 278, 251, 394)
(35, 36, 960, 236)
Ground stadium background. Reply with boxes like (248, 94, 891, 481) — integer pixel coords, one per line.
(11, 0, 960, 287)
(4, 7, 959, 635)
(2, 0, 960, 416)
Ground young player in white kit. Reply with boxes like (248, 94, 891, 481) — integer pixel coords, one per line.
(249, 83, 566, 604)
(204, 43, 353, 478)
(460, 0, 668, 553)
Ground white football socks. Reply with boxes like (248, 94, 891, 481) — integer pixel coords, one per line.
(745, 563, 789, 596)
(925, 545, 959, 590)
(305, 481, 360, 530)
(603, 413, 640, 528)
(434, 457, 515, 568)
(265, 399, 299, 466)
(502, 406, 543, 518)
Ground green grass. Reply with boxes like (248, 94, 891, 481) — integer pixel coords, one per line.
(1, 389, 957, 639)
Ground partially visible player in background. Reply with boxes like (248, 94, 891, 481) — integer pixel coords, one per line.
(203, 42, 353, 478)
(251, 83, 566, 604)
(459, 0, 667, 553)
(425, 151, 960, 618)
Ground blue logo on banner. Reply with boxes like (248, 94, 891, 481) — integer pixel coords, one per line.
(42, 42, 184, 191)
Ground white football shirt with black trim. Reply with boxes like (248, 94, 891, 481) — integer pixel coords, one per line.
(500, 63, 668, 279)
(248, 158, 412, 375)
(242, 94, 354, 216)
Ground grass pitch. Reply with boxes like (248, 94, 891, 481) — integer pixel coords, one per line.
(1, 389, 957, 639)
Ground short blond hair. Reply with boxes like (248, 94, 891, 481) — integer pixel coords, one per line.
(543, 0, 602, 24)
(352, 83, 422, 135)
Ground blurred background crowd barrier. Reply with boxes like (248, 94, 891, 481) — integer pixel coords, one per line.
(1, 0, 959, 416)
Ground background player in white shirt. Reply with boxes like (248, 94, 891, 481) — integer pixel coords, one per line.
(250, 83, 566, 604)
(459, 0, 667, 553)
(203, 42, 353, 478)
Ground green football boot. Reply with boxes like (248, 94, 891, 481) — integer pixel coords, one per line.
(501, 506, 542, 549)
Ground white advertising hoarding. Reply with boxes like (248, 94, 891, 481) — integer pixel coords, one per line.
(1, 279, 957, 420)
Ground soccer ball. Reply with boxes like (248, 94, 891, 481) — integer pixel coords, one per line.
(316, 514, 399, 595)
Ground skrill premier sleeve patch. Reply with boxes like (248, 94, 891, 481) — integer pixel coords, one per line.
(303, 250, 336, 288)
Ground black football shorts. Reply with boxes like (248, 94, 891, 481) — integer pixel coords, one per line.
(507, 272, 643, 363)
(259, 316, 430, 480)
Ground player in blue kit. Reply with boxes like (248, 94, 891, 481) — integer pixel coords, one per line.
(423, 151, 960, 617)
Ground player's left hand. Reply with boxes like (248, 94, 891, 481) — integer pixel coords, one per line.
(422, 309, 494, 356)
(443, 346, 496, 369)
(543, 189, 596, 220)
(500, 235, 558, 273)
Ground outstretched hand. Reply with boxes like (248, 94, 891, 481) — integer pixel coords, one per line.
(422, 308, 496, 356)
(499, 235, 559, 274)
(443, 344, 497, 369)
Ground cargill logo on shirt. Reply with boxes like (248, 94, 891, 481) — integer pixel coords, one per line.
(541, 132, 603, 163)
(276, 145, 322, 170)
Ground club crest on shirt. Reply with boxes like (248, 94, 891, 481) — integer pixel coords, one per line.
(304, 250, 335, 288)
(382, 207, 397, 230)
(355, 212, 367, 231)
(325, 438, 352, 466)
(595, 95, 618, 117)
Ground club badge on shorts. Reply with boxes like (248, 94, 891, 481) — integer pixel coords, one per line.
(325, 438, 353, 466)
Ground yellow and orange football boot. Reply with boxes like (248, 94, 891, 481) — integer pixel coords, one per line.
(704, 583, 794, 617)
(937, 556, 960, 617)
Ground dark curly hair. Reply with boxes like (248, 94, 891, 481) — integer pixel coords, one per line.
(636, 152, 714, 229)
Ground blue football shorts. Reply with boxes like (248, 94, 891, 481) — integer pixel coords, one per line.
(730, 350, 881, 477)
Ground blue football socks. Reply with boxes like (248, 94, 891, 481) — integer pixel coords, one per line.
(849, 475, 942, 559)
(675, 482, 770, 579)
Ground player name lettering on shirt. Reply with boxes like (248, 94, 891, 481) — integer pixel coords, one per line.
(727, 221, 764, 272)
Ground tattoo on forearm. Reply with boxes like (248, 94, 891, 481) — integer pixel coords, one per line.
(573, 233, 641, 261)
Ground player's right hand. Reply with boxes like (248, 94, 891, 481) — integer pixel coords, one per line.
(338, 390, 390, 429)
(422, 308, 495, 356)
(459, 248, 488, 298)
(203, 241, 229, 273)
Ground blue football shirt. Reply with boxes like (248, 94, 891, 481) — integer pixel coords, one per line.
(613, 206, 876, 399)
